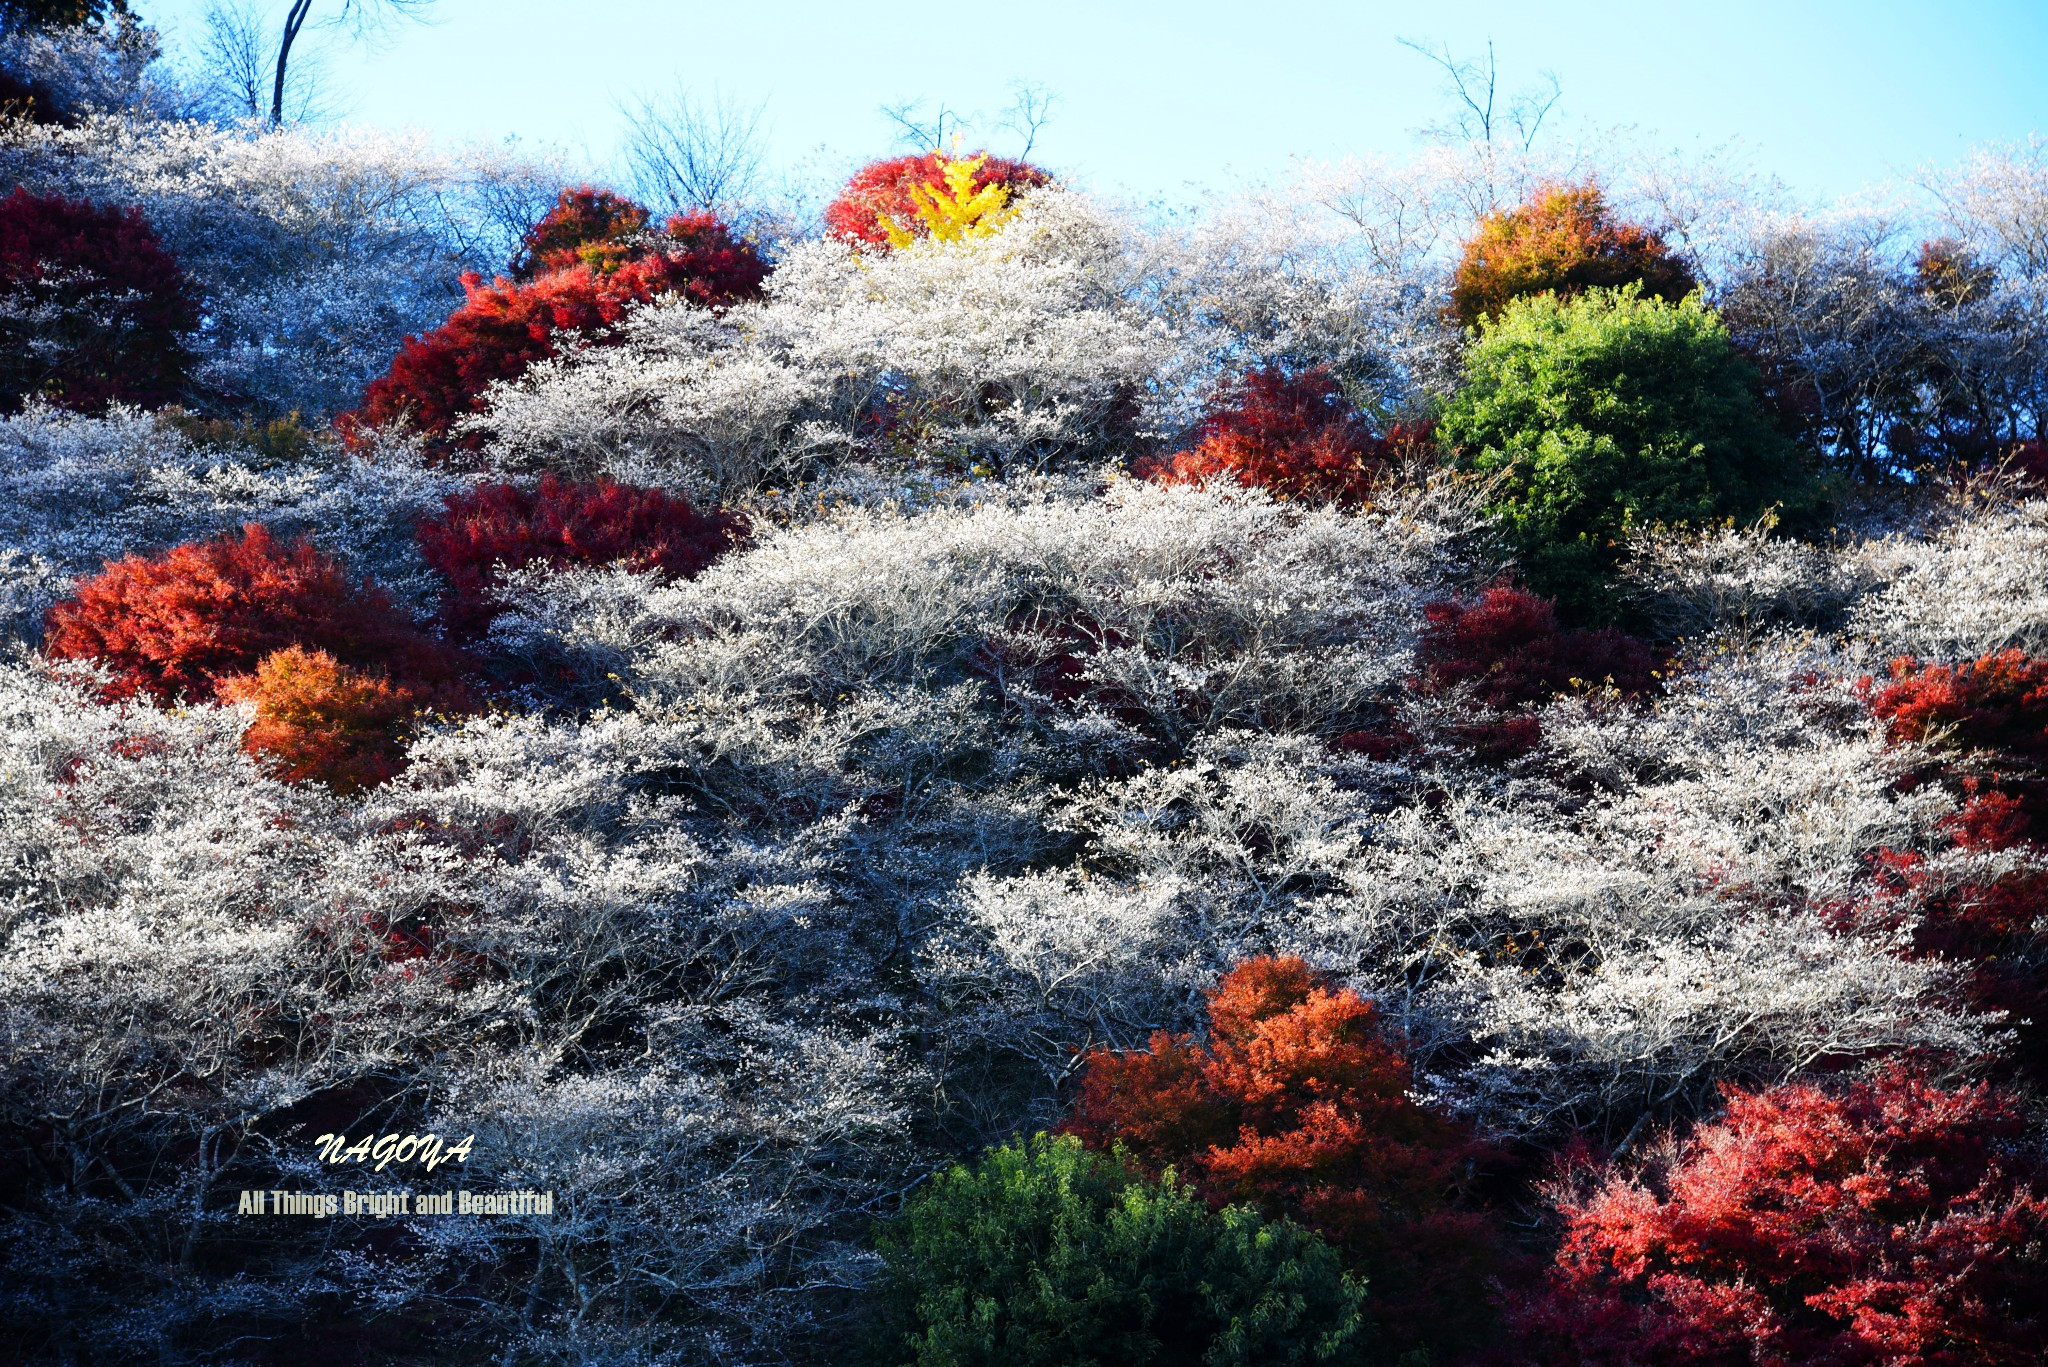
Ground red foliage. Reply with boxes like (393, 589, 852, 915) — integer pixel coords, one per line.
(658, 210, 771, 305)
(218, 645, 471, 794)
(1420, 582, 1661, 710)
(1449, 181, 1697, 330)
(417, 474, 744, 633)
(1515, 1065, 2048, 1367)
(0, 186, 195, 411)
(510, 186, 650, 279)
(1870, 650, 2048, 832)
(43, 524, 462, 703)
(1140, 366, 1427, 506)
(823, 151, 1050, 247)
(1064, 956, 1501, 1358)
(345, 212, 765, 459)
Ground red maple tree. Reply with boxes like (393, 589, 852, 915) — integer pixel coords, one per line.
(345, 210, 766, 459)
(823, 151, 1049, 247)
(1420, 582, 1661, 710)
(0, 186, 196, 411)
(509, 186, 651, 279)
(1139, 366, 1427, 507)
(1449, 181, 1697, 330)
(1063, 956, 1501, 1359)
(44, 524, 462, 703)
(1516, 1064, 2048, 1367)
(1869, 650, 2048, 840)
(417, 474, 744, 633)
(218, 645, 472, 794)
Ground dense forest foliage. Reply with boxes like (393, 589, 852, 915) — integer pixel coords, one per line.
(3, 7, 2047, 1365)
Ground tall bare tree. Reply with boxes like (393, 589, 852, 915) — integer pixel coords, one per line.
(269, 0, 433, 128)
(880, 82, 1057, 159)
(619, 83, 767, 219)
(1399, 37, 1561, 152)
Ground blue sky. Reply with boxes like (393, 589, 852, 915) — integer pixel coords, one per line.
(136, 0, 2048, 207)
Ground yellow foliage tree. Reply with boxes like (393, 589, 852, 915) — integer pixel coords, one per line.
(882, 153, 1017, 248)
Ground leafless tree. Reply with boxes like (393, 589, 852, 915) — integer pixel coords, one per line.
(194, 0, 328, 124)
(881, 96, 966, 153)
(619, 83, 768, 219)
(1400, 37, 1561, 152)
(269, 0, 435, 128)
(997, 82, 1056, 161)
(881, 83, 1058, 160)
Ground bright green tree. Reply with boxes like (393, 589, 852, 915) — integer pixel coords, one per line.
(869, 1134, 1369, 1367)
(1439, 285, 1820, 620)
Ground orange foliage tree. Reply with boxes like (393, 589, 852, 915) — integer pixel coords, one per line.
(1062, 955, 1501, 1360)
(43, 524, 463, 703)
(218, 645, 471, 794)
(823, 150, 1049, 247)
(1448, 181, 1697, 330)
(1140, 365, 1423, 506)
(1515, 1065, 2048, 1367)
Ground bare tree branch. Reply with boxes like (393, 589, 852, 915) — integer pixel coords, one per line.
(881, 85, 1058, 160)
(997, 83, 1056, 162)
(880, 98, 961, 154)
(1400, 36, 1562, 152)
(619, 83, 768, 220)
(270, 0, 436, 128)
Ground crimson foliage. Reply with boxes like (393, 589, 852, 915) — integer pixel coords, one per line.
(1140, 366, 1424, 507)
(2007, 438, 2048, 489)
(823, 151, 1049, 247)
(417, 475, 744, 633)
(43, 524, 462, 703)
(0, 186, 195, 411)
(1865, 653, 2048, 1067)
(346, 212, 766, 459)
(1420, 582, 1661, 709)
(509, 186, 650, 279)
(1516, 1065, 2048, 1367)
(1063, 955, 1501, 1360)
(1870, 650, 2048, 830)
(1448, 181, 1697, 330)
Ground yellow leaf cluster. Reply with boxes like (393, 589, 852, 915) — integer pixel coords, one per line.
(882, 153, 1017, 249)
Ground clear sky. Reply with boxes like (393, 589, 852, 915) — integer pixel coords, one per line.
(133, 0, 2048, 207)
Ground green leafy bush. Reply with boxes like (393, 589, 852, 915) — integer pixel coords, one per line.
(869, 1134, 1366, 1367)
(1439, 286, 1820, 620)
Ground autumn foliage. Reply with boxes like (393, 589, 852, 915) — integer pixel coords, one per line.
(0, 186, 196, 412)
(1063, 956, 1500, 1359)
(1516, 1065, 2048, 1367)
(1869, 649, 2048, 835)
(509, 186, 650, 279)
(1141, 365, 1420, 506)
(43, 524, 462, 703)
(218, 645, 470, 794)
(1420, 582, 1661, 709)
(417, 475, 745, 633)
(346, 205, 766, 458)
(1448, 181, 1697, 330)
(824, 150, 1049, 247)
